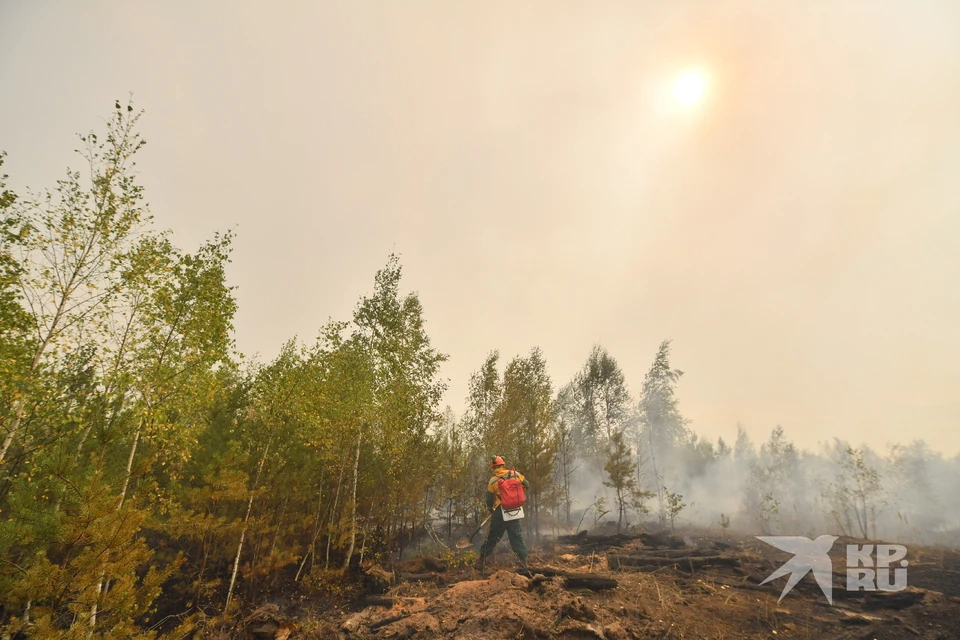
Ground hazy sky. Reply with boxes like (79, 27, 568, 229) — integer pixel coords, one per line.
(2, 1, 959, 455)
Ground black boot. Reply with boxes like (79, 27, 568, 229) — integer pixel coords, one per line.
(475, 555, 485, 572)
(519, 557, 532, 577)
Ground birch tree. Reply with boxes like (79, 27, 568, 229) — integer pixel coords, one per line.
(2, 100, 149, 467)
(349, 255, 447, 558)
(571, 345, 631, 462)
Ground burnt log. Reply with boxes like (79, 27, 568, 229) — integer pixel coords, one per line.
(564, 575, 618, 590)
(638, 532, 686, 549)
(524, 567, 566, 577)
(607, 554, 740, 571)
(523, 567, 618, 591)
(559, 530, 590, 542)
(556, 532, 643, 549)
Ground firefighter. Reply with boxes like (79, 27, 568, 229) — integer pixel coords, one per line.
(476, 455, 530, 575)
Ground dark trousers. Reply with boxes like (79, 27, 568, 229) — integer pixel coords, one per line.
(478, 507, 527, 560)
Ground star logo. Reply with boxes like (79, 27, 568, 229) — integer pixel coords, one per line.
(757, 535, 839, 604)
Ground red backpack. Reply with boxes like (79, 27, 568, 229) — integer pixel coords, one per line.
(497, 470, 526, 510)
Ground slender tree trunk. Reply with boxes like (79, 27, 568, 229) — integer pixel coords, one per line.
(225, 436, 272, 612)
(342, 428, 363, 570)
(446, 498, 452, 540)
(118, 424, 142, 509)
(648, 430, 666, 526)
(0, 399, 25, 466)
(196, 530, 211, 602)
(326, 462, 346, 570)
(531, 492, 540, 544)
(296, 485, 325, 582)
(358, 526, 368, 566)
(74, 301, 141, 465)
(397, 514, 406, 563)
(636, 452, 643, 525)
(247, 529, 265, 601)
(269, 495, 289, 558)
(225, 524, 248, 610)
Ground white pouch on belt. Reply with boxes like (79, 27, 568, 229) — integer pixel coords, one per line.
(501, 506, 524, 521)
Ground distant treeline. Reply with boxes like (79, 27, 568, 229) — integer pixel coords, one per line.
(1, 103, 957, 638)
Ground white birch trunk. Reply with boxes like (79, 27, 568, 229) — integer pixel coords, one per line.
(325, 464, 345, 570)
(224, 437, 272, 612)
(342, 428, 363, 571)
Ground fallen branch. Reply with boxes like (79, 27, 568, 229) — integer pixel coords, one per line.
(368, 614, 408, 631)
(423, 522, 450, 552)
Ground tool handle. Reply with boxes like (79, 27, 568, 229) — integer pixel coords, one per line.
(470, 512, 494, 540)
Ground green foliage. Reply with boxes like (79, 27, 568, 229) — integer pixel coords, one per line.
(744, 426, 801, 534)
(663, 487, 686, 533)
(603, 431, 637, 531)
(464, 352, 501, 450)
(0, 152, 32, 379)
(552, 383, 578, 526)
(441, 548, 476, 569)
(0, 100, 205, 636)
(824, 443, 882, 539)
(571, 345, 631, 463)
(637, 340, 689, 458)
(434, 408, 478, 540)
(490, 348, 558, 542)
(588, 495, 610, 531)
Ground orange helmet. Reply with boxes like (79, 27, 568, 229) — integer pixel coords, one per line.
(490, 455, 505, 469)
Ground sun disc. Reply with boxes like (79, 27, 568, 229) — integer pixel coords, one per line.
(673, 70, 708, 109)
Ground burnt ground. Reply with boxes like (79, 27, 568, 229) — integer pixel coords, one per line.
(224, 529, 960, 640)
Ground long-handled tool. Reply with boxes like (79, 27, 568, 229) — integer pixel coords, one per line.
(456, 512, 493, 549)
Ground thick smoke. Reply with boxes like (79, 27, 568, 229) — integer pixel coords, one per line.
(563, 428, 960, 549)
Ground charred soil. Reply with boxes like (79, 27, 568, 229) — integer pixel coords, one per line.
(219, 529, 960, 640)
